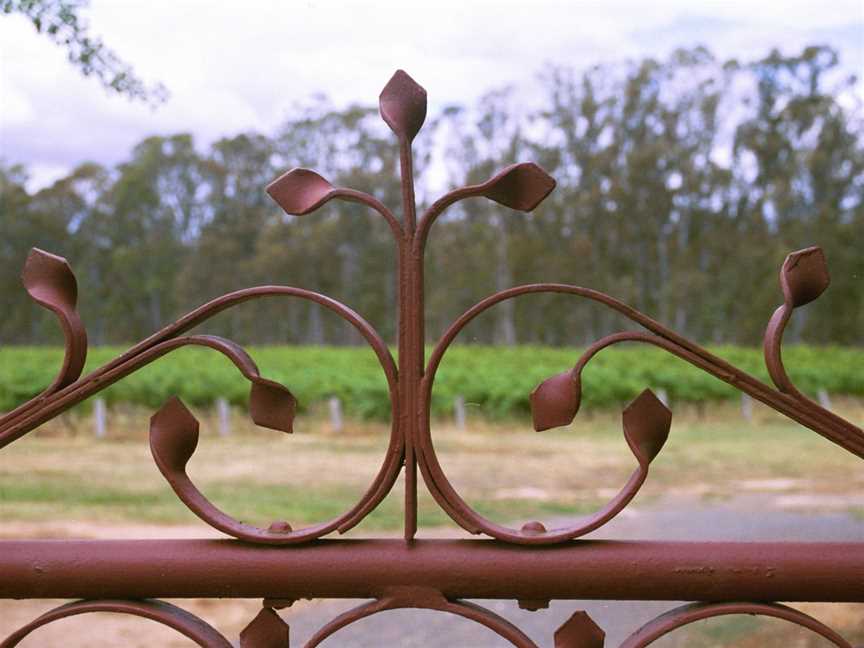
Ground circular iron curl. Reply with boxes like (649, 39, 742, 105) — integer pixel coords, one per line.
(619, 601, 852, 648)
(0, 287, 402, 542)
(0, 599, 232, 647)
(140, 295, 399, 544)
(304, 590, 538, 648)
(418, 283, 850, 544)
(145, 334, 396, 544)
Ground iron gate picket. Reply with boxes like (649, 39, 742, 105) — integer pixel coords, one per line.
(1, 70, 861, 647)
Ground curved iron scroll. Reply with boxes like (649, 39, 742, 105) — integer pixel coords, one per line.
(5, 598, 853, 647)
(305, 589, 538, 648)
(619, 601, 853, 648)
(0, 599, 233, 647)
(3, 67, 860, 546)
(1, 68, 861, 647)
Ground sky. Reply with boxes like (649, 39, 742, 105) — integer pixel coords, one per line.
(1, 0, 862, 190)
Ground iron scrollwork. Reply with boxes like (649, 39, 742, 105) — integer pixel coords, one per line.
(2, 69, 862, 646)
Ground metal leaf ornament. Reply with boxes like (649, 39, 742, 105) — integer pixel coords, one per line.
(622, 389, 672, 467)
(530, 369, 579, 431)
(379, 69, 427, 142)
(150, 396, 200, 474)
(249, 379, 297, 434)
(266, 168, 336, 216)
(482, 163, 556, 212)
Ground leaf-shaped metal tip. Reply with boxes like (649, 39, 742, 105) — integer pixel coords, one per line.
(781, 246, 830, 308)
(554, 611, 605, 648)
(266, 168, 335, 215)
(21, 248, 78, 310)
(240, 607, 290, 648)
(250, 381, 297, 434)
(622, 389, 672, 467)
(530, 370, 580, 431)
(20, 247, 87, 390)
(379, 69, 427, 141)
(150, 397, 200, 474)
(483, 163, 557, 212)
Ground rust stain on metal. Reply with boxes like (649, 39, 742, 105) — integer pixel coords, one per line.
(1, 69, 862, 646)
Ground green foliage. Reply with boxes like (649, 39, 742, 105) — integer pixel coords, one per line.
(1, 44, 861, 352)
(1, 0, 167, 104)
(1, 345, 861, 420)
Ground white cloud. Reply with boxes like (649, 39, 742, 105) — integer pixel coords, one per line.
(0, 75, 33, 127)
(0, 0, 861, 190)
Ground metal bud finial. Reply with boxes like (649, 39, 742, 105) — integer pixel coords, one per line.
(781, 246, 830, 308)
(379, 69, 427, 142)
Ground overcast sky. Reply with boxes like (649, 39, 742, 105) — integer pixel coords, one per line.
(1, 0, 862, 190)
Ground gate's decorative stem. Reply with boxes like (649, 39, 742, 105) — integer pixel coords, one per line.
(1, 68, 860, 647)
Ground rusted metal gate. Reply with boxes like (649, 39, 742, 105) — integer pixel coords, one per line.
(1, 70, 861, 647)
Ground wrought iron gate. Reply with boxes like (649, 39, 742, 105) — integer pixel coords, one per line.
(1, 70, 861, 647)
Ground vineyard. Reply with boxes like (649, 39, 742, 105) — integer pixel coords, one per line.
(1, 345, 862, 421)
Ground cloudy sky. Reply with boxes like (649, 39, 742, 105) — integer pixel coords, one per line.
(1, 0, 862, 189)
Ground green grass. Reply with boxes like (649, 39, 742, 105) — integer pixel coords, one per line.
(0, 399, 860, 531)
(1, 344, 863, 420)
(0, 412, 599, 531)
(689, 616, 762, 646)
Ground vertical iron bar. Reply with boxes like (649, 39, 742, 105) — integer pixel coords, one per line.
(397, 137, 422, 541)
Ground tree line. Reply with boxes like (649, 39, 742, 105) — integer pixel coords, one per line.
(1, 45, 862, 349)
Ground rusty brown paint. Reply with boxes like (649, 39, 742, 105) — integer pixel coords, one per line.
(555, 611, 606, 648)
(0, 249, 87, 432)
(239, 608, 290, 648)
(1, 69, 862, 646)
(2, 540, 862, 602)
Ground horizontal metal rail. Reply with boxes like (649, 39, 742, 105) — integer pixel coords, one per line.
(2, 539, 862, 602)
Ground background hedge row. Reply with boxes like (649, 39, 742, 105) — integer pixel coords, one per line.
(1, 345, 861, 420)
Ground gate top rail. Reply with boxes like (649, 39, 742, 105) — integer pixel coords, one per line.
(1, 69, 861, 648)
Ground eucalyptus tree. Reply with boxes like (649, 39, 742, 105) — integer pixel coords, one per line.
(1, 45, 860, 348)
(74, 134, 204, 341)
(731, 46, 864, 343)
